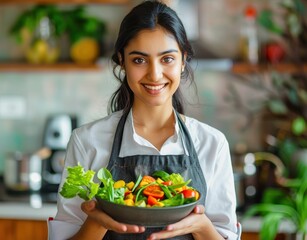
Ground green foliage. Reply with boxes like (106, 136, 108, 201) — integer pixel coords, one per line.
(244, 163, 307, 240)
(62, 6, 106, 44)
(9, 5, 106, 44)
(267, 72, 307, 148)
(9, 5, 66, 44)
(257, 0, 306, 38)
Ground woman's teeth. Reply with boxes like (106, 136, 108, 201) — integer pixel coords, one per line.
(144, 84, 165, 90)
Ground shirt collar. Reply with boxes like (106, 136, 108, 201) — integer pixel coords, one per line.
(119, 109, 182, 156)
(129, 109, 180, 143)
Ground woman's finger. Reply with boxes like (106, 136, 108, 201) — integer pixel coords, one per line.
(81, 200, 146, 233)
(193, 204, 205, 214)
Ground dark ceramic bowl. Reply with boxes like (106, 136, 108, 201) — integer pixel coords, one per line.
(96, 196, 201, 227)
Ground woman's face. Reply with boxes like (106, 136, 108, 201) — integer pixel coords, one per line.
(123, 26, 184, 109)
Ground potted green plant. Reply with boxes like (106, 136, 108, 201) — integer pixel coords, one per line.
(62, 6, 107, 64)
(10, 5, 66, 44)
(257, 0, 307, 61)
(243, 152, 307, 240)
(9, 5, 66, 63)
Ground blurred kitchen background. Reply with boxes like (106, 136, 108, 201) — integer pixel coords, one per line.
(0, 0, 306, 239)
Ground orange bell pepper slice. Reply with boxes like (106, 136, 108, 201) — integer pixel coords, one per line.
(143, 185, 164, 199)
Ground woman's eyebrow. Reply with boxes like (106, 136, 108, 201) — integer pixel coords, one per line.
(128, 49, 179, 56)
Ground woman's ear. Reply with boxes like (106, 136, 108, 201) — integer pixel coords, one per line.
(182, 52, 187, 72)
(118, 53, 124, 67)
(182, 52, 187, 67)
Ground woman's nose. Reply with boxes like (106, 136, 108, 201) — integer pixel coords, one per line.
(148, 62, 163, 81)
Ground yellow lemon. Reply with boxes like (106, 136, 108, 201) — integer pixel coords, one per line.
(34, 40, 48, 56)
(45, 48, 60, 63)
(70, 38, 100, 64)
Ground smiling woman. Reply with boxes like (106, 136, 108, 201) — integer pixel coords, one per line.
(48, 1, 240, 240)
(123, 27, 183, 111)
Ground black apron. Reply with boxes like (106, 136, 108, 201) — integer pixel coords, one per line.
(103, 111, 207, 240)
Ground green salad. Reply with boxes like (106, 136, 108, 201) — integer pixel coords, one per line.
(60, 164, 200, 207)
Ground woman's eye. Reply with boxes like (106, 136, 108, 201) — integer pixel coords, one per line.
(133, 58, 146, 64)
(162, 56, 174, 63)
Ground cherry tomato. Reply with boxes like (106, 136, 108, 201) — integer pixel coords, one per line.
(147, 195, 158, 206)
(181, 189, 197, 199)
(143, 185, 164, 199)
(162, 180, 172, 186)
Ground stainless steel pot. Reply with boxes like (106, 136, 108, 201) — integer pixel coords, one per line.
(4, 148, 51, 192)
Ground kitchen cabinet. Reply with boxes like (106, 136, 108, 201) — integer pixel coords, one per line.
(0, 219, 48, 240)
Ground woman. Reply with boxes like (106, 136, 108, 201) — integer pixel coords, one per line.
(49, 1, 240, 239)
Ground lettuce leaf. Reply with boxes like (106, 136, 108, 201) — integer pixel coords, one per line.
(59, 163, 99, 201)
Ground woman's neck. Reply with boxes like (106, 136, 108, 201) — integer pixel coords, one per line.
(131, 104, 174, 130)
(131, 105, 176, 150)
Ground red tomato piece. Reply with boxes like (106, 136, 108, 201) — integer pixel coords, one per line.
(162, 180, 172, 186)
(147, 195, 158, 206)
(181, 189, 197, 199)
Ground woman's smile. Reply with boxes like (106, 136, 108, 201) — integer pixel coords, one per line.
(142, 83, 168, 94)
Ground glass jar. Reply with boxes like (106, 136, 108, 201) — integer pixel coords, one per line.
(26, 16, 60, 64)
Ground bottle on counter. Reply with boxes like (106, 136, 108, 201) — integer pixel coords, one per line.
(238, 5, 259, 64)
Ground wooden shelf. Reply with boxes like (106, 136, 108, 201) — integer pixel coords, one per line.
(232, 62, 307, 74)
(0, 0, 129, 5)
(1, 61, 306, 73)
(0, 62, 101, 72)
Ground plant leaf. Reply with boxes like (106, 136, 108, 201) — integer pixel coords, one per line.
(292, 117, 306, 135)
(260, 213, 285, 240)
(257, 10, 284, 35)
(267, 99, 288, 114)
(287, 13, 302, 37)
(244, 203, 300, 226)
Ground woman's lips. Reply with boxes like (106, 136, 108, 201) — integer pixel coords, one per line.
(143, 83, 168, 94)
(143, 84, 166, 90)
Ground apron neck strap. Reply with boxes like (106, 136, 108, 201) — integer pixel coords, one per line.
(109, 110, 198, 159)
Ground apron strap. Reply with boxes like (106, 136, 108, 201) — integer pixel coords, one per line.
(175, 111, 198, 160)
(108, 111, 129, 166)
(109, 110, 199, 162)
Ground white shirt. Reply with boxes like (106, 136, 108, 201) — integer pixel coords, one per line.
(48, 110, 239, 240)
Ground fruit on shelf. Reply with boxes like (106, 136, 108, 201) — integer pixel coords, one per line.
(70, 37, 100, 64)
(263, 41, 285, 63)
(26, 39, 60, 64)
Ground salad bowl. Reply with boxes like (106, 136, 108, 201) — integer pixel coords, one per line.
(96, 194, 201, 227)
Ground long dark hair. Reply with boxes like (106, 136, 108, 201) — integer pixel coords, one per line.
(108, 0, 195, 115)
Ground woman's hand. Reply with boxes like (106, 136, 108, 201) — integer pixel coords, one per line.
(70, 200, 146, 239)
(82, 200, 146, 234)
(147, 205, 224, 240)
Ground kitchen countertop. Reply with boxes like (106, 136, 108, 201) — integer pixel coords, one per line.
(0, 180, 295, 232)
(0, 201, 296, 234)
(0, 202, 57, 220)
(0, 179, 58, 220)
